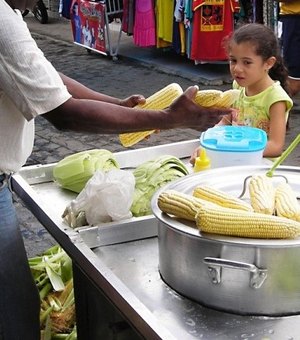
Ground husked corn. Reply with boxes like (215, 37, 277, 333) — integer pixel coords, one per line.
(194, 90, 223, 107)
(249, 175, 275, 215)
(275, 183, 300, 221)
(215, 89, 240, 107)
(193, 185, 253, 211)
(119, 85, 241, 147)
(194, 89, 240, 108)
(119, 83, 183, 147)
(157, 190, 212, 221)
(119, 130, 156, 148)
(195, 204, 300, 239)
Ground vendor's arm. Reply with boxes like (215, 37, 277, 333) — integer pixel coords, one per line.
(43, 86, 233, 134)
(59, 73, 146, 108)
(263, 101, 287, 158)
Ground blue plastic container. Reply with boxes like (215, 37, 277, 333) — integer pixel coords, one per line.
(200, 126, 267, 168)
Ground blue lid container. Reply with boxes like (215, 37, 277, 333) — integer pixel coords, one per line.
(200, 126, 267, 152)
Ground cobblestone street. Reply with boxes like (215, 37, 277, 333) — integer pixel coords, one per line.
(17, 20, 300, 257)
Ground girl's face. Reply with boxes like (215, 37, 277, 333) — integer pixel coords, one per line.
(228, 41, 275, 90)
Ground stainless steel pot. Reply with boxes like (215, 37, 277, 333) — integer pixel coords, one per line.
(151, 165, 300, 316)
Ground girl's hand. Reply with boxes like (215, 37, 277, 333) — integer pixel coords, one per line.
(189, 146, 200, 166)
(120, 95, 146, 108)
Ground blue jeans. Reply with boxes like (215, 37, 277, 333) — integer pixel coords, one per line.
(0, 175, 40, 340)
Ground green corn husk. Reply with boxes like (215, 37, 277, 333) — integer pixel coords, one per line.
(53, 149, 120, 193)
(29, 246, 77, 339)
(131, 155, 189, 216)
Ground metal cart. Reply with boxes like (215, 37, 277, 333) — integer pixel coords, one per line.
(12, 141, 300, 339)
(70, 0, 123, 60)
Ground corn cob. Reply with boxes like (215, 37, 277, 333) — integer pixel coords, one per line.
(195, 204, 300, 239)
(194, 89, 240, 108)
(157, 189, 213, 221)
(249, 175, 275, 215)
(194, 90, 223, 107)
(119, 83, 183, 147)
(193, 185, 253, 211)
(275, 183, 300, 222)
(215, 89, 240, 107)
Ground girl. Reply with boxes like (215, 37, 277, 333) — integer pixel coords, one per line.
(191, 23, 293, 164)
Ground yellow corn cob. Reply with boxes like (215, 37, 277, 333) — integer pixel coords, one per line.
(249, 175, 275, 215)
(215, 89, 240, 107)
(193, 185, 253, 211)
(275, 183, 300, 222)
(119, 83, 183, 147)
(195, 204, 300, 239)
(194, 89, 240, 108)
(194, 90, 223, 107)
(157, 189, 213, 221)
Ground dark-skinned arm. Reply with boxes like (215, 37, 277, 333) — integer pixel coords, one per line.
(43, 86, 233, 134)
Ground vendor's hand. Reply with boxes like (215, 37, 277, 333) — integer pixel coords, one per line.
(119, 94, 146, 108)
(167, 86, 234, 130)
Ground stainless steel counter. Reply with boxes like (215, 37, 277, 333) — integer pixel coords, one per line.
(92, 237, 300, 340)
(11, 140, 300, 340)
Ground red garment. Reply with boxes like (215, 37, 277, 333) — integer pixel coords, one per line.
(191, 0, 237, 61)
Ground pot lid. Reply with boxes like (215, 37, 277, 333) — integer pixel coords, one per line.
(200, 126, 267, 152)
(151, 165, 300, 246)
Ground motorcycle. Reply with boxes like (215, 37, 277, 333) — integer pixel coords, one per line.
(22, 0, 48, 24)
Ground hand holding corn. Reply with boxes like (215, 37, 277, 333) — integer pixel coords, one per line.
(119, 84, 238, 147)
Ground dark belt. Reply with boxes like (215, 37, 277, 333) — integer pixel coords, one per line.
(0, 173, 12, 189)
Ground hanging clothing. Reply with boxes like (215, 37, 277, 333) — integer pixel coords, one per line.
(184, 0, 193, 58)
(156, 0, 174, 47)
(191, 0, 237, 62)
(133, 0, 156, 47)
(122, 0, 135, 35)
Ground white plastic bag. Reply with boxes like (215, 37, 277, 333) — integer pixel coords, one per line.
(68, 169, 135, 225)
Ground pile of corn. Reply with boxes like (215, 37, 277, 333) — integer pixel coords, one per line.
(157, 175, 300, 239)
(29, 245, 77, 340)
(119, 83, 240, 147)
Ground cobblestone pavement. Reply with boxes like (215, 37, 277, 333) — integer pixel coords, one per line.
(17, 25, 300, 257)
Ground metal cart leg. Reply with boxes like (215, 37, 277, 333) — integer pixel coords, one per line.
(104, 0, 123, 60)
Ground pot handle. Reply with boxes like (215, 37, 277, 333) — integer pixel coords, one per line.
(203, 257, 268, 289)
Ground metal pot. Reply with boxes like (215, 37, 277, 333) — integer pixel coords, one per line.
(151, 165, 300, 316)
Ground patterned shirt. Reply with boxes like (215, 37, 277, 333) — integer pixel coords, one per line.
(232, 80, 293, 136)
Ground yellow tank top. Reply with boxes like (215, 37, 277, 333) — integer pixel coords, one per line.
(280, 2, 300, 15)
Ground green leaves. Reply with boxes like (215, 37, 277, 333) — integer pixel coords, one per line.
(53, 149, 119, 193)
(29, 245, 76, 338)
(131, 155, 189, 216)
